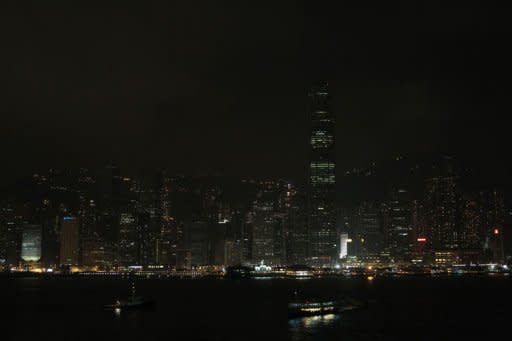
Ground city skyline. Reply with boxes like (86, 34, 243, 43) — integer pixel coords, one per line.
(0, 2, 511, 271)
(1, 149, 509, 269)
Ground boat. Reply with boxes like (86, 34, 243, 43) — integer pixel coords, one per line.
(285, 265, 314, 278)
(104, 280, 154, 310)
(224, 265, 253, 279)
(288, 292, 361, 318)
(288, 300, 341, 317)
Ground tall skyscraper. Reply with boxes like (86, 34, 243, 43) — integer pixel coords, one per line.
(307, 81, 337, 266)
(60, 216, 80, 265)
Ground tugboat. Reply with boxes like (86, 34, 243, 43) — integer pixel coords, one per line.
(288, 291, 360, 318)
(104, 280, 154, 310)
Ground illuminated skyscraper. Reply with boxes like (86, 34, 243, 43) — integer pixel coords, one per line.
(307, 81, 337, 266)
(339, 233, 349, 259)
(21, 224, 42, 262)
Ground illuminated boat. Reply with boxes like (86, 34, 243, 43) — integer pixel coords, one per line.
(288, 293, 361, 318)
(285, 265, 314, 278)
(104, 281, 154, 310)
(288, 300, 341, 317)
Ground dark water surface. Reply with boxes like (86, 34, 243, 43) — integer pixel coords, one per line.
(3, 276, 512, 340)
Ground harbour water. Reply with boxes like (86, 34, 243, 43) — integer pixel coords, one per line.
(4, 276, 511, 340)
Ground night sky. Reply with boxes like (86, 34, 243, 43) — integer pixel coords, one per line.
(1, 2, 511, 183)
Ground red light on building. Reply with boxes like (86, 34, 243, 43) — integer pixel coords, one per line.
(417, 237, 427, 242)
(494, 228, 499, 235)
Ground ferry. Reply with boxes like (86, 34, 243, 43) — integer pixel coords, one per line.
(288, 300, 341, 317)
(288, 295, 361, 318)
(288, 291, 363, 318)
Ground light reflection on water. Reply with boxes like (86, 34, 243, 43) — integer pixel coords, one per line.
(288, 314, 340, 340)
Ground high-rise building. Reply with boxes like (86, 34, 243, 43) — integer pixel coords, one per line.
(411, 199, 428, 262)
(251, 183, 279, 264)
(118, 211, 138, 265)
(339, 233, 349, 259)
(134, 171, 164, 265)
(157, 174, 174, 265)
(480, 189, 505, 263)
(386, 188, 413, 260)
(211, 222, 228, 266)
(135, 210, 152, 265)
(347, 203, 382, 258)
(39, 202, 59, 268)
(424, 176, 460, 251)
(96, 165, 121, 261)
(461, 194, 481, 249)
(60, 216, 80, 265)
(411, 199, 427, 242)
(185, 220, 209, 266)
(21, 224, 42, 262)
(285, 187, 307, 265)
(117, 177, 138, 265)
(241, 214, 253, 263)
(0, 203, 20, 265)
(82, 237, 112, 269)
(78, 168, 97, 240)
(307, 81, 337, 266)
